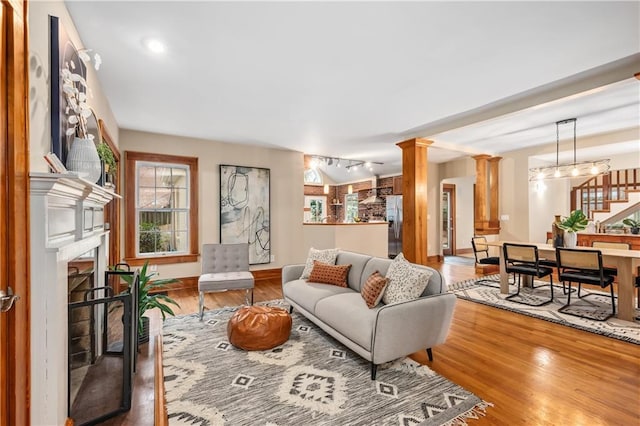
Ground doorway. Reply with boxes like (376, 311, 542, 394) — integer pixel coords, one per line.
(442, 184, 456, 255)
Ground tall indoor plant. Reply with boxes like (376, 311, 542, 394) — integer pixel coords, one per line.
(558, 209, 588, 248)
(119, 261, 180, 344)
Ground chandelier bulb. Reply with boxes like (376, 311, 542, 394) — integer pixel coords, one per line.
(571, 167, 579, 177)
(590, 164, 598, 175)
(554, 169, 561, 178)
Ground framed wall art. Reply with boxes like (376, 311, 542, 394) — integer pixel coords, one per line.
(219, 165, 270, 265)
(49, 15, 87, 165)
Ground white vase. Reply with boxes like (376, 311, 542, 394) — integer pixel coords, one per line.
(564, 232, 577, 248)
(66, 137, 102, 183)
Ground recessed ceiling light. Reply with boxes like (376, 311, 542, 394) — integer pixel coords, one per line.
(143, 37, 165, 54)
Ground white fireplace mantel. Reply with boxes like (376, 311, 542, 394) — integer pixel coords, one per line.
(29, 172, 119, 425)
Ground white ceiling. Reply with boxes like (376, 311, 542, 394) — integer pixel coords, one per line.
(65, 1, 640, 183)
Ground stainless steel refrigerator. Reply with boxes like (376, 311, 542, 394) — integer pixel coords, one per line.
(386, 195, 403, 258)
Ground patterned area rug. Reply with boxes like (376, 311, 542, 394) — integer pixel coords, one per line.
(163, 300, 491, 425)
(449, 275, 640, 345)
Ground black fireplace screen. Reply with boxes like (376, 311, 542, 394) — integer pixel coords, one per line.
(67, 270, 138, 425)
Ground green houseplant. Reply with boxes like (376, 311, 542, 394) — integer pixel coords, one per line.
(96, 142, 117, 184)
(118, 261, 180, 344)
(558, 209, 588, 247)
(622, 217, 640, 235)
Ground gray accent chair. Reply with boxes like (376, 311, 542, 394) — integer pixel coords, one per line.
(199, 243, 254, 321)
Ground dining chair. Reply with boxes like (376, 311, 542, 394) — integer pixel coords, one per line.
(198, 243, 254, 321)
(555, 247, 616, 321)
(471, 236, 501, 287)
(590, 241, 630, 278)
(503, 243, 554, 306)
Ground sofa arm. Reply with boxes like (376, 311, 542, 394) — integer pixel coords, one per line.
(371, 293, 457, 365)
(282, 264, 305, 285)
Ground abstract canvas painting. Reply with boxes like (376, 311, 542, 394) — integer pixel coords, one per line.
(220, 165, 270, 264)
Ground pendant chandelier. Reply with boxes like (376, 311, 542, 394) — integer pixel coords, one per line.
(528, 118, 610, 181)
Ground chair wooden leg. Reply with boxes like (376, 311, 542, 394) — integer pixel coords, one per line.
(371, 363, 377, 380)
(426, 348, 433, 362)
(288, 306, 293, 314)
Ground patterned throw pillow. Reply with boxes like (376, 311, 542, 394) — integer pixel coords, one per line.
(307, 261, 352, 287)
(299, 247, 340, 279)
(360, 271, 389, 308)
(382, 253, 432, 305)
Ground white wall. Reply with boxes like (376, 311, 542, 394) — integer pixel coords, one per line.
(119, 129, 306, 280)
(28, 1, 119, 173)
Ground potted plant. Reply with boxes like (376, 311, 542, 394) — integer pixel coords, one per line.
(558, 209, 588, 248)
(118, 261, 180, 345)
(622, 217, 640, 235)
(96, 142, 116, 185)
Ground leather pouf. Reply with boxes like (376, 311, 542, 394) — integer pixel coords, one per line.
(227, 305, 292, 351)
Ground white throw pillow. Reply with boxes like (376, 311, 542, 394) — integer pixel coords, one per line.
(299, 247, 340, 279)
(382, 253, 432, 305)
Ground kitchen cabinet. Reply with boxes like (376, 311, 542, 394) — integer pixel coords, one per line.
(393, 176, 402, 194)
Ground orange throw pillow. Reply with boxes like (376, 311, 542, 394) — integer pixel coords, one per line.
(307, 260, 351, 287)
(360, 271, 389, 308)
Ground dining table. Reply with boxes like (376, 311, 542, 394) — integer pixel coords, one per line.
(486, 241, 640, 321)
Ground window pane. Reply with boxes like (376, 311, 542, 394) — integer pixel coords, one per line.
(171, 211, 189, 232)
(138, 187, 156, 208)
(171, 167, 188, 189)
(139, 229, 160, 254)
(155, 167, 173, 187)
(155, 187, 172, 208)
(138, 165, 156, 187)
(172, 231, 188, 252)
(172, 188, 189, 208)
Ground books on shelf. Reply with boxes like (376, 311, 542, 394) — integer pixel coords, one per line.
(44, 152, 68, 174)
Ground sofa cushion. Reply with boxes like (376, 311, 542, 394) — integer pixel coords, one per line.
(360, 271, 389, 308)
(300, 248, 340, 279)
(315, 293, 379, 351)
(307, 261, 351, 287)
(335, 251, 373, 292)
(382, 253, 432, 305)
(283, 279, 353, 314)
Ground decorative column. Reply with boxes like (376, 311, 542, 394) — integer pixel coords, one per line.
(474, 154, 501, 235)
(396, 138, 432, 265)
(473, 155, 490, 233)
(488, 156, 502, 231)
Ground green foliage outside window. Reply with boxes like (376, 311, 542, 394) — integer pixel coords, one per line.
(139, 222, 171, 253)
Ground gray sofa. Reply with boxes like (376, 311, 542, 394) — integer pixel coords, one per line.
(281, 250, 456, 379)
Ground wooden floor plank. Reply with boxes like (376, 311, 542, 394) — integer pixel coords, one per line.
(107, 257, 640, 425)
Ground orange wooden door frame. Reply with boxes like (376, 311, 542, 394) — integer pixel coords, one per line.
(1, 0, 31, 424)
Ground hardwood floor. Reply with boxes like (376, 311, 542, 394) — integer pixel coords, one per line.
(108, 257, 640, 425)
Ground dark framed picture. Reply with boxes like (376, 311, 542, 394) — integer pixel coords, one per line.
(219, 165, 271, 265)
(49, 15, 87, 165)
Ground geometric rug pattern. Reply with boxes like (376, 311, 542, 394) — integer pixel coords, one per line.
(449, 275, 640, 345)
(163, 300, 492, 425)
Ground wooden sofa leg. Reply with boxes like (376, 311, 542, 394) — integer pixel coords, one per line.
(426, 348, 433, 362)
(371, 363, 377, 380)
(288, 306, 293, 314)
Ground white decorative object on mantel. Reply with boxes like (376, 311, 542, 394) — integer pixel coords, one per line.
(29, 172, 119, 426)
(65, 136, 102, 183)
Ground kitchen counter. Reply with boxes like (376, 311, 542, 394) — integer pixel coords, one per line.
(303, 222, 388, 258)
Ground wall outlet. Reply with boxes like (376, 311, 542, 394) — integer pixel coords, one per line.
(270, 255, 275, 262)
(149, 264, 158, 272)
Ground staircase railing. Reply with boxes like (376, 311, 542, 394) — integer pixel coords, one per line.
(571, 167, 640, 218)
